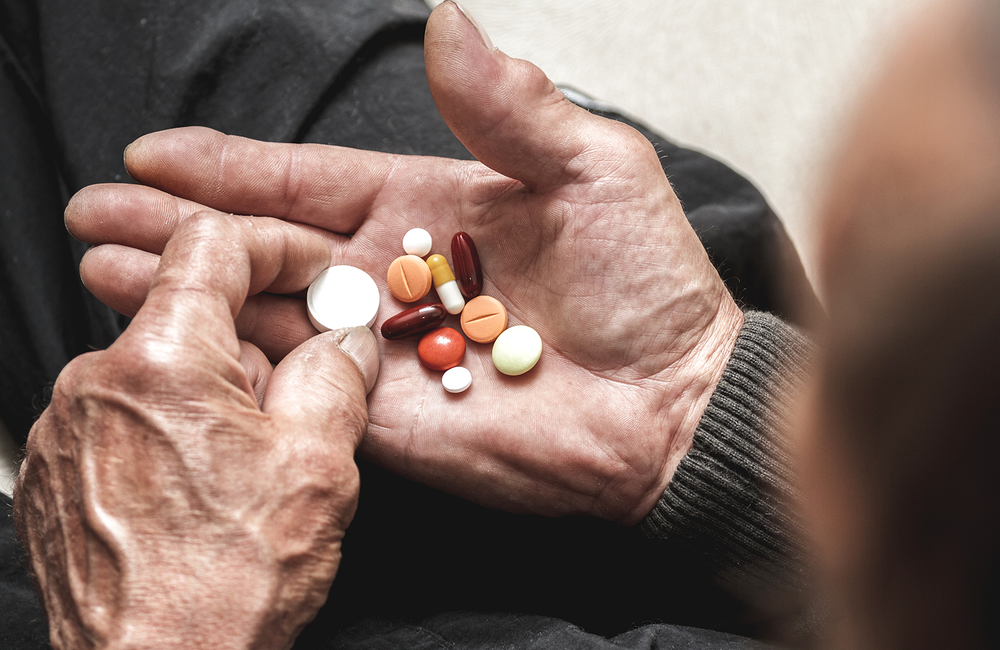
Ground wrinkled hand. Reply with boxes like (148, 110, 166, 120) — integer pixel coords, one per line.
(67, 1, 741, 525)
(14, 214, 379, 650)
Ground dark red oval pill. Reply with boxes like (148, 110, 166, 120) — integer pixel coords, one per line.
(417, 327, 466, 371)
(380, 303, 448, 340)
(451, 231, 483, 299)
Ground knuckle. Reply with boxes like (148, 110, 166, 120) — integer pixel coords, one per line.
(281, 433, 361, 496)
(22, 352, 106, 465)
(90, 332, 196, 396)
(321, 381, 370, 436)
(510, 58, 552, 96)
(175, 210, 242, 244)
(48, 352, 104, 405)
(605, 119, 657, 157)
(114, 338, 189, 386)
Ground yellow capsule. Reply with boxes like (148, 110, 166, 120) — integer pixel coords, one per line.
(426, 254, 456, 286)
(425, 254, 466, 315)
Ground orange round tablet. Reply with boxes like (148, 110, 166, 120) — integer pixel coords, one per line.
(387, 255, 432, 303)
(460, 295, 508, 343)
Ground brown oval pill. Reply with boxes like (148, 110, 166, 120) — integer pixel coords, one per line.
(387, 255, 432, 303)
(451, 232, 483, 299)
(380, 303, 448, 340)
(460, 295, 508, 343)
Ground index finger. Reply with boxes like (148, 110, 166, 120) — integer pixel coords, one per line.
(133, 212, 331, 358)
(124, 127, 467, 236)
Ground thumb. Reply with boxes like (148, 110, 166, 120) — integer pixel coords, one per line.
(262, 327, 380, 453)
(425, 1, 617, 190)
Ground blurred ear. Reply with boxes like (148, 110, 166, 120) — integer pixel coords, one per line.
(816, 0, 1000, 295)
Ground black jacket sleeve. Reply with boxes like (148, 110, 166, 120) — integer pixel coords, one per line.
(641, 311, 820, 640)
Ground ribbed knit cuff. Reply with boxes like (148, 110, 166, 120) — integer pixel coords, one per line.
(639, 311, 814, 594)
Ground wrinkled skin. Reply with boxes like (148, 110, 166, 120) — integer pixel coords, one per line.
(14, 214, 378, 650)
(67, 2, 742, 527)
(15, 2, 746, 648)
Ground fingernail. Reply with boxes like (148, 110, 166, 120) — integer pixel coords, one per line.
(448, 1, 497, 53)
(123, 138, 143, 180)
(337, 327, 380, 394)
(123, 141, 135, 177)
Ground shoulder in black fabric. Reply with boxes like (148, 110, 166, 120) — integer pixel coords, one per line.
(37, 0, 433, 190)
(0, 24, 123, 445)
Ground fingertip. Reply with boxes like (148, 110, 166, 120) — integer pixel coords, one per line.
(426, 0, 504, 113)
(425, 1, 599, 188)
(430, 1, 496, 53)
(124, 126, 225, 185)
(123, 132, 154, 181)
(80, 244, 158, 317)
(64, 185, 95, 237)
(79, 244, 120, 293)
(64, 184, 136, 244)
(123, 140, 138, 181)
(78, 245, 99, 292)
(262, 327, 378, 451)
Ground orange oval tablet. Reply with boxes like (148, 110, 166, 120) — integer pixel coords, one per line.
(387, 255, 432, 303)
(460, 295, 508, 343)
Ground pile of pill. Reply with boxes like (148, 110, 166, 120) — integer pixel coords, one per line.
(381, 228, 542, 393)
(305, 228, 542, 393)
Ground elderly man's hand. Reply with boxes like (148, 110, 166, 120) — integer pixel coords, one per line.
(13, 214, 378, 650)
(66, 1, 741, 525)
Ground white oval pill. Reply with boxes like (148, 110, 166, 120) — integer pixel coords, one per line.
(307, 265, 380, 332)
(442, 366, 472, 393)
(402, 228, 433, 257)
(492, 326, 542, 376)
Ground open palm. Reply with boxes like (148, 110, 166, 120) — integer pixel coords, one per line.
(70, 2, 742, 524)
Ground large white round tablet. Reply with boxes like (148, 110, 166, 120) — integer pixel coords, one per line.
(306, 265, 380, 332)
(402, 228, 433, 257)
(492, 326, 542, 376)
(442, 366, 472, 393)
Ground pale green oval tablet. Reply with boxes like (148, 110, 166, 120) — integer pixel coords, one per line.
(492, 325, 542, 376)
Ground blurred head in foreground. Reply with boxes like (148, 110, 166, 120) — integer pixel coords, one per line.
(799, 0, 1000, 648)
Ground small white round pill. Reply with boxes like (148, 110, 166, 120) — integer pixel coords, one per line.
(402, 228, 433, 257)
(306, 265, 380, 332)
(442, 366, 472, 393)
(492, 326, 543, 376)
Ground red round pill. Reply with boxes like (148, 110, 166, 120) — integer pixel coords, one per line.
(417, 327, 466, 371)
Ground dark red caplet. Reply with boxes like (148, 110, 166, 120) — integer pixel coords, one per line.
(380, 303, 448, 340)
(451, 231, 483, 299)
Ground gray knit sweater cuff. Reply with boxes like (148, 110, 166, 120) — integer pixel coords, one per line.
(639, 311, 814, 593)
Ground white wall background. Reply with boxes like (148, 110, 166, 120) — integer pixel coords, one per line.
(429, 0, 926, 285)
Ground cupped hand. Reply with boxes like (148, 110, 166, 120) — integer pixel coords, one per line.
(67, 1, 742, 525)
(14, 213, 379, 650)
